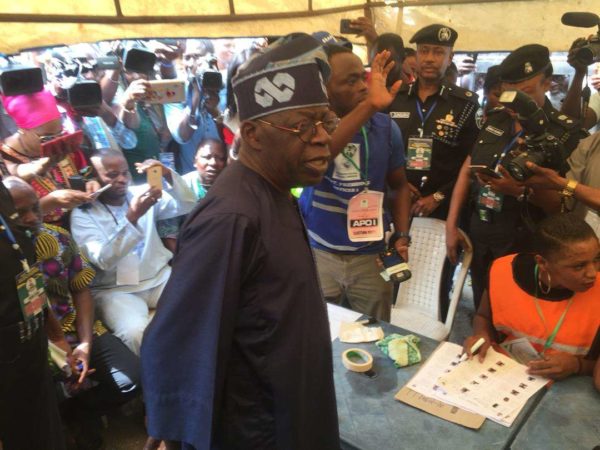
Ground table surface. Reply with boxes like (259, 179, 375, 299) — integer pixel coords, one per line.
(332, 318, 542, 450)
(511, 375, 600, 450)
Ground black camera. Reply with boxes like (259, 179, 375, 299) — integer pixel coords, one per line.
(67, 80, 102, 109)
(498, 90, 567, 181)
(96, 56, 120, 71)
(562, 12, 600, 66)
(199, 71, 223, 90)
(0, 65, 45, 96)
(123, 47, 157, 74)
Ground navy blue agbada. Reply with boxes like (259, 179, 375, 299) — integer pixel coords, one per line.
(141, 162, 339, 449)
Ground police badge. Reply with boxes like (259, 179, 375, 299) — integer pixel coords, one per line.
(438, 27, 452, 42)
(524, 62, 533, 74)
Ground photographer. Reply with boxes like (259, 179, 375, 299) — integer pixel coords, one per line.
(47, 51, 138, 154)
(446, 44, 587, 311)
(164, 53, 223, 174)
(561, 40, 600, 131)
(108, 43, 178, 182)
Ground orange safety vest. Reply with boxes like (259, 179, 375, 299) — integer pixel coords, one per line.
(489, 254, 600, 356)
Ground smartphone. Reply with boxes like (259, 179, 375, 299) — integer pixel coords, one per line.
(68, 175, 86, 191)
(96, 56, 121, 71)
(146, 80, 185, 104)
(40, 130, 84, 158)
(379, 248, 412, 283)
(469, 165, 502, 179)
(340, 19, 358, 34)
(147, 166, 163, 190)
(90, 183, 112, 200)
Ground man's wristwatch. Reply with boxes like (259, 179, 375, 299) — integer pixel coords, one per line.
(560, 179, 578, 198)
(432, 191, 446, 203)
(396, 232, 412, 245)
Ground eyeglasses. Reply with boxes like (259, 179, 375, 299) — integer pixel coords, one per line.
(257, 117, 340, 143)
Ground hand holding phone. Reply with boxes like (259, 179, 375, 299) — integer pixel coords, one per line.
(146, 166, 163, 190)
(340, 19, 359, 34)
(379, 248, 412, 283)
(40, 130, 84, 158)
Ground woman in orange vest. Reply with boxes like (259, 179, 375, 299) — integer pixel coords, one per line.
(464, 213, 600, 381)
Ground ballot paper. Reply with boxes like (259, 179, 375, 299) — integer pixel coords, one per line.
(339, 322, 384, 343)
(48, 340, 71, 376)
(326, 303, 362, 341)
(436, 347, 548, 426)
(403, 341, 547, 427)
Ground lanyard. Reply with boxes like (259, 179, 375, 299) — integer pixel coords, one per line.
(342, 126, 370, 189)
(0, 213, 30, 272)
(493, 129, 523, 172)
(415, 99, 438, 137)
(533, 264, 573, 355)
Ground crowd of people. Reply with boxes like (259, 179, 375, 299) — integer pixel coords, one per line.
(0, 16, 599, 450)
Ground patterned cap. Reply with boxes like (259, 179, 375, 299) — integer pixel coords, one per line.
(232, 33, 330, 121)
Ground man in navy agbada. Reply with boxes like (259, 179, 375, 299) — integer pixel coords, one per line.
(141, 34, 340, 449)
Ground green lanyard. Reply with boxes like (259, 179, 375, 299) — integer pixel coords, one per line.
(533, 264, 573, 355)
(342, 126, 370, 189)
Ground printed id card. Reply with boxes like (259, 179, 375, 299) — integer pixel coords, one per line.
(16, 266, 49, 321)
(407, 136, 433, 170)
(347, 190, 384, 242)
(478, 185, 504, 212)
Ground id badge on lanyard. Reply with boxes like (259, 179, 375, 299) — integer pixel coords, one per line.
(407, 99, 437, 171)
(347, 190, 384, 242)
(16, 266, 49, 320)
(344, 126, 384, 242)
(478, 185, 504, 212)
(0, 213, 49, 321)
(407, 136, 433, 170)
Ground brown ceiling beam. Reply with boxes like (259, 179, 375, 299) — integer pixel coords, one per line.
(0, 0, 535, 24)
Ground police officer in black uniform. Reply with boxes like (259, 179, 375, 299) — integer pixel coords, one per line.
(388, 24, 480, 220)
(445, 44, 588, 310)
(0, 176, 65, 449)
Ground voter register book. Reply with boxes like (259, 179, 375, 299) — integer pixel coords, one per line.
(396, 341, 548, 428)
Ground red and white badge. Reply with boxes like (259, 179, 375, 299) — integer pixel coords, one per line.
(347, 190, 384, 242)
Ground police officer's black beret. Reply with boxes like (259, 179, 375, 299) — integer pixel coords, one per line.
(483, 65, 502, 91)
(499, 44, 553, 83)
(409, 24, 458, 47)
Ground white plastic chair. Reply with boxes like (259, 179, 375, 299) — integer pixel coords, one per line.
(390, 217, 472, 341)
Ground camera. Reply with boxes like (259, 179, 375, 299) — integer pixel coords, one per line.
(498, 90, 567, 181)
(123, 47, 157, 74)
(379, 248, 411, 283)
(0, 65, 45, 96)
(562, 12, 600, 66)
(67, 80, 102, 109)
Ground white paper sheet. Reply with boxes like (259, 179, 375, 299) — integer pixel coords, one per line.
(436, 347, 548, 426)
(327, 303, 362, 341)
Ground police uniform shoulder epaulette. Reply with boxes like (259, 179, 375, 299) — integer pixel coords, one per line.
(447, 85, 479, 104)
(546, 109, 580, 131)
(486, 106, 507, 116)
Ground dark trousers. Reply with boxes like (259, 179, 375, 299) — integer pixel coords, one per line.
(67, 332, 141, 414)
(0, 327, 65, 450)
(468, 211, 533, 311)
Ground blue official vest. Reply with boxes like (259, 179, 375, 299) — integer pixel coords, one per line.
(299, 113, 396, 254)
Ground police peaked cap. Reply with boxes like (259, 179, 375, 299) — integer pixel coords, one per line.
(232, 33, 330, 121)
(409, 24, 458, 47)
(499, 44, 553, 83)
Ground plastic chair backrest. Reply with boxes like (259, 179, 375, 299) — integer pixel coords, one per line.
(396, 217, 448, 320)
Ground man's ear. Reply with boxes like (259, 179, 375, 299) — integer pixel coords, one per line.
(240, 121, 263, 151)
